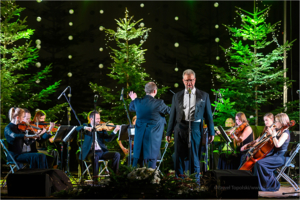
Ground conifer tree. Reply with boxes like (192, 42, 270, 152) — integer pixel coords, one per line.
(1, 0, 66, 123)
(207, 4, 296, 125)
(89, 8, 168, 124)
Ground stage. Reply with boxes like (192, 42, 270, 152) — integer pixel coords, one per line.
(1, 171, 299, 199)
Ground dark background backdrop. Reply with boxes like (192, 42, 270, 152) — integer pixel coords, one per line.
(14, 0, 299, 172)
(16, 0, 299, 126)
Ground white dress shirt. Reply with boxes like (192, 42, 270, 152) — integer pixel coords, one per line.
(183, 87, 196, 121)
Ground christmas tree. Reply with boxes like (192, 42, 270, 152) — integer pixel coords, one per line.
(0, 0, 67, 123)
(207, 4, 296, 125)
(89, 8, 169, 124)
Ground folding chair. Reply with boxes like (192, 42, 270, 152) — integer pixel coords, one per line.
(276, 143, 300, 191)
(77, 148, 110, 182)
(156, 142, 169, 174)
(0, 139, 27, 187)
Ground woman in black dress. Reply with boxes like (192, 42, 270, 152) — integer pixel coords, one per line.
(217, 112, 254, 169)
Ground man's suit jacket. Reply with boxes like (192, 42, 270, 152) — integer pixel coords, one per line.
(78, 123, 117, 161)
(166, 88, 215, 137)
(129, 95, 170, 160)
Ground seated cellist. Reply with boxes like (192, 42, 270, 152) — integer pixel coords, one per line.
(240, 113, 274, 166)
(242, 113, 292, 191)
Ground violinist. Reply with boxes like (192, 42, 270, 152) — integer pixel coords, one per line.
(217, 112, 254, 169)
(240, 113, 274, 162)
(79, 111, 120, 182)
(252, 113, 291, 191)
(4, 107, 48, 169)
(22, 109, 56, 168)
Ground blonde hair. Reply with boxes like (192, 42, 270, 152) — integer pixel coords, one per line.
(9, 107, 25, 123)
(275, 113, 290, 127)
(33, 110, 46, 122)
(235, 112, 248, 126)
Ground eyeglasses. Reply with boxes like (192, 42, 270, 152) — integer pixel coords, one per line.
(183, 79, 195, 83)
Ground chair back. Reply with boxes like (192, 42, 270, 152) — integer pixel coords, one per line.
(0, 139, 20, 170)
(285, 143, 300, 167)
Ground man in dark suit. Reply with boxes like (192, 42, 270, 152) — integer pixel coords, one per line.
(129, 82, 170, 169)
(166, 69, 215, 184)
(78, 111, 120, 180)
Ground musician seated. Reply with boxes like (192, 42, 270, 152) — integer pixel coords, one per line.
(216, 112, 254, 169)
(4, 107, 48, 169)
(22, 109, 56, 168)
(78, 111, 120, 181)
(250, 113, 291, 191)
(240, 113, 275, 167)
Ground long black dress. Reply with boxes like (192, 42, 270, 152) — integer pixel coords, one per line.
(253, 130, 290, 191)
(4, 123, 48, 169)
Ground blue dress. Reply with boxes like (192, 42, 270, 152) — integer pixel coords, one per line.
(253, 130, 290, 191)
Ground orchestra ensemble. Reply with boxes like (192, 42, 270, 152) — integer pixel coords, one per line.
(4, 69, 294, 191)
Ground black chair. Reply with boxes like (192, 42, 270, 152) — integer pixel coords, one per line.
(0, 139, 27, 187)
(276, 143, 300, 191)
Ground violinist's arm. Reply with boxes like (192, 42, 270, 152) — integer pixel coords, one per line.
(4, 126, 27, 142)
(272, 131, 288, 148)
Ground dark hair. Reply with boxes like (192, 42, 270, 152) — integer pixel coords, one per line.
(89, 111, 100, 119)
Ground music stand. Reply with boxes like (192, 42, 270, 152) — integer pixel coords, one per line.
(118, 124, 135, 165)
(63, 126, 78, 143)
(53, 125, 71, 171)
(217, 126, 234, 156)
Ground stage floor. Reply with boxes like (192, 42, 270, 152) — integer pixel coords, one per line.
(1, 179, 299, 199)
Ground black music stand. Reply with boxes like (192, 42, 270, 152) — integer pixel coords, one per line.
(53, 125, 71, 171)
(118, 124, 135, 165)
(217, 126, 234, 157)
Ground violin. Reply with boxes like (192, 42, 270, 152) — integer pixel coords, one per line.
(30, 121, 60, 132)
(239, 120, 295, 171)
(225, 122, 247, 139)
(95, 121, 116, 131)
(18, 121, 43, 133)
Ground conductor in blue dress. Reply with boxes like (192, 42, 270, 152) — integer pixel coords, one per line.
(166, 69, 215, 184)
(129, 82, 171, 169)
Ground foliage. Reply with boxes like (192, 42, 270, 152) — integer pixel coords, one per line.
(206, 4, 296, 125)
(272, 100, 300, 130)
(53, 165, 216, 199)
(88, 8, 169, 151)
(0, 0, 66, 123)
(211, 88, 238, 126)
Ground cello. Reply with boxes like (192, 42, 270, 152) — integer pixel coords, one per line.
(239, 120, 295, 171)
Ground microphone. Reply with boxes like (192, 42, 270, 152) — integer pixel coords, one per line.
(120, 88, 124, 100)
(94, 95, 98, 103)
(57, 86, 69, 100)
(297, 90, 300, 94)
(218, 89, 224, 103)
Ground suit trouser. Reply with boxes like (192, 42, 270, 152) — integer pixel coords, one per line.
(86, 150, 120, 177)
(174, 121, 201, 180)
